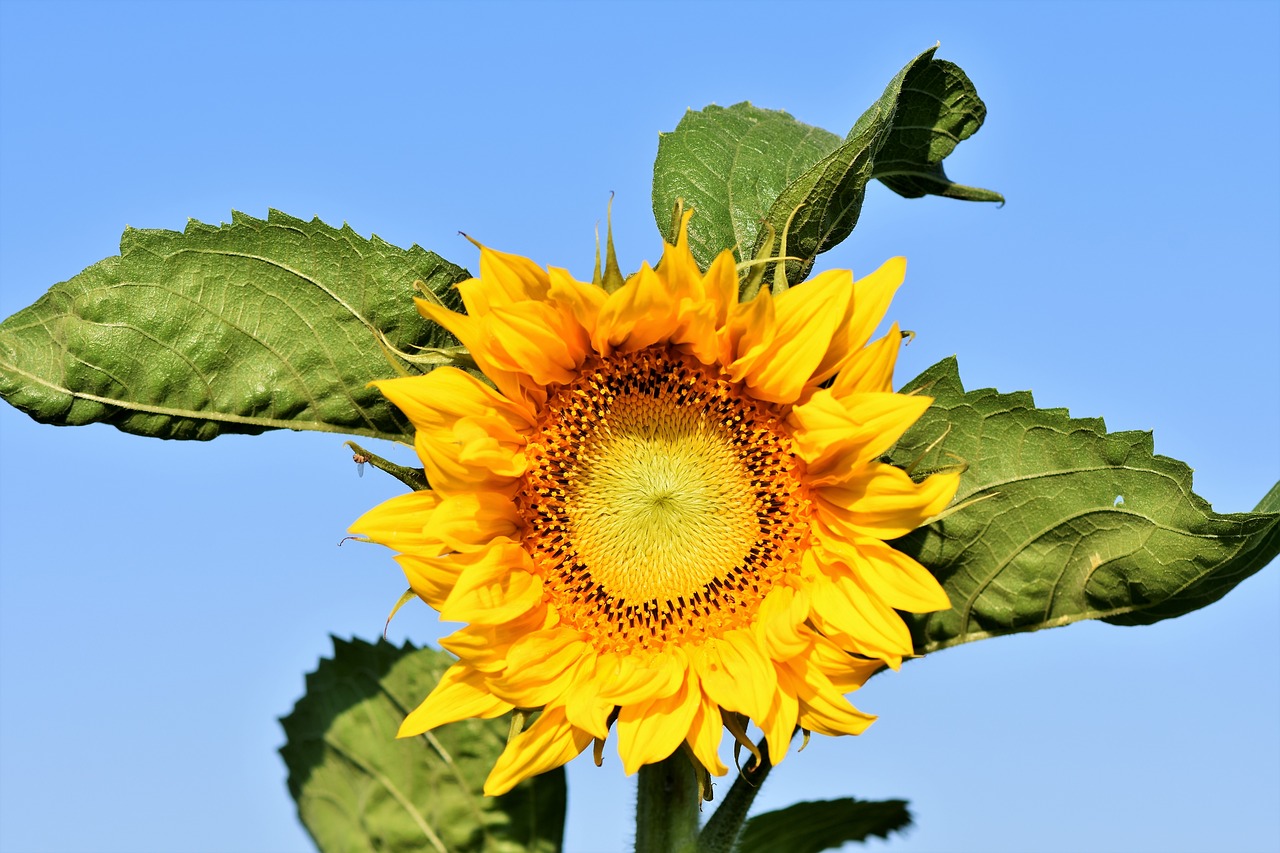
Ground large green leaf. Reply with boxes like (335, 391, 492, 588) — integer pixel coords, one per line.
(888, 358, 1280, 653)
(651, 47, 1001, 283)
(279, 637, 566, 853)
(0, 210, 469, 441)
(735, 798, 912, 853)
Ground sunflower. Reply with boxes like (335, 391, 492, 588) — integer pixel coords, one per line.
(350, 212, 958, 796)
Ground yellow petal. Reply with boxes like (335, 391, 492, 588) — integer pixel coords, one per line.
(395, 552, 464, 609)
(692, 630, 777, 722)
(845, 256, 906, 355)
(592, 263, 677, 354)
(415, 298, 531, 405)
(739, 269, 855, 403)
(805, 553, 914, 667)
(616, 671, 701, 775)
(755, 584, 810, 661)
(547, 266, 606, 335)
(374, 366, 535, 435)
(661, 238, 736, 367)
(439, 613, 554, 673)
(779, 655, 876, 737)
(483, 705, 593, 796)
(438, 622, 505, 668)
(815, 466, 959, 540)
(348, 490, 443, 553)
(670, 299, 719, 365)
(414, 429, 520, 497)
(806, 633, 884, 693)
(759, 672, 800, 764)
(796, 686, 876, 738)
(398, 663, 512, 738)
(453, 416, 527, 478)
(655, 212, 704, 303)
(723, 289, 776, 381)
(702, 249, 739, 328)
(481, 302, 587, 385)
(478, 245, 551, 306)
(818, 536, 951, 614)
(563, 653, 613, 740)
(594, 649, 688, 705)
(439, 542, 542, 625)
(423, 492, 520, 552)
(830, 323, 902, 396)
(488, 628, 589, 708)
(788, 389, 932, 484)
(684, 687, 729, 777)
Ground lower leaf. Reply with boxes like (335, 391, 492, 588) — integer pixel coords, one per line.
(279, 636, 566, 853)
(735, 798, 912, 853)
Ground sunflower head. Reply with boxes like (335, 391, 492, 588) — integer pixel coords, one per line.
(351, 213, 958, 796)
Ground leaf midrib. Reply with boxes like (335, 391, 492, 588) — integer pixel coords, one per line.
(378, 680, 505, 851)
(322, 734, 449, 853)
(0, 358, 405, 441)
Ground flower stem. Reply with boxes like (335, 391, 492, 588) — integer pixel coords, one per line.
(697, 737, 774, 853)
(634, 751, 700, 853)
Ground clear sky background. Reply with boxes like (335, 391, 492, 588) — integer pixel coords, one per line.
(1, 2, 1277, 852)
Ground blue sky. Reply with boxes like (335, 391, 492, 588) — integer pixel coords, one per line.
(1, 2, 1277, 852)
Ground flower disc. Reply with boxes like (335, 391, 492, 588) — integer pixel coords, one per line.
(521, 348, 809, 653)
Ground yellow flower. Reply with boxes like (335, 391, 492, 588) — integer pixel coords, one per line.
(350, 213, 958, 796)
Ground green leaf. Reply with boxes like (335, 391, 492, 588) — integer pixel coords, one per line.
(651, 103, 841, 273)
(746, 48, 937, 286)
(1254, 480, 1280, 514)
(0, 210, 469, 442)
(872, 59, 1005, 203)
(888, 358, 1280, 653)
(651, 47, 1000, 283)
(279, 637, 565, 853)
(735, 798, 912, 853)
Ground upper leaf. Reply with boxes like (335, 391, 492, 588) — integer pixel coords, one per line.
(872, 59, 1004, 202)
(279, 636, 566, 853)
(734, 798, 912, 853)
(0, 210, 469, 441)
(651, 103, 841, 276)
(888, 358, 1280, 654)
(651, 47, 1001, 283)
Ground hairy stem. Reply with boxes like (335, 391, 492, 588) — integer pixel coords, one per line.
(635, 751, 700, 853)
(697, 737, 774, 853)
